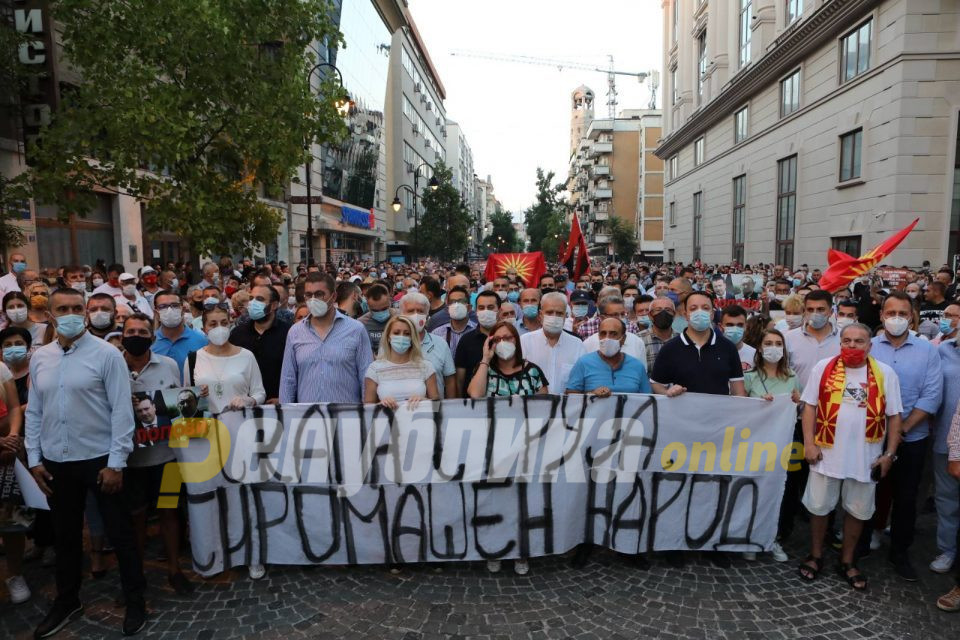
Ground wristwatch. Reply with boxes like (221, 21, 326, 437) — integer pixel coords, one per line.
(108, 467, 124, 473)
(882, 452, 898, 462)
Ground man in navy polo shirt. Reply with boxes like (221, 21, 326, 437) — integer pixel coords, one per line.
(649, 289, 745, 569)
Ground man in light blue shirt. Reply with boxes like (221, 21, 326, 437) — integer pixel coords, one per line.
(400, 292, 456, 398)
(932, 338, 960, 574)
(565, 318, 652, 395)
(869, 292, 943, 581)
(24, 288, 147, 637)
(279, 273, 372, 403)
(151, 290, 208, 376)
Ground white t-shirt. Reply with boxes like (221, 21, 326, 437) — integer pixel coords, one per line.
(738, 342, 756, 373)
(800, 357, 903, 483)
(365, 358, 435, 402)
(583, 332, 645, 361)
(520, 329, 585, 396)
(188, 348, 266, 414)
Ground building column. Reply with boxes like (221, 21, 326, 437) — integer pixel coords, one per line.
(114, 193, 144, 270)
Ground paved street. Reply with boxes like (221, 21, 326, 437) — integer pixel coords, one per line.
(1, 511, 956, 639)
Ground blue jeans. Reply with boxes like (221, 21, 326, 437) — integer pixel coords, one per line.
(933, 453, 960, 556)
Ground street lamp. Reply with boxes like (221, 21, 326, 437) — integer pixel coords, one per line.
(390, 162, 438, 261)
(303, 61, 353, 266)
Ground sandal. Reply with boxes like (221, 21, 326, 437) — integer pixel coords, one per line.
(797, 554, 823, 581)
(837, 562, 867, 590)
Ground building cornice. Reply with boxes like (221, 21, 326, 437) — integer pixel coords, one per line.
(655, 0, 882, 159)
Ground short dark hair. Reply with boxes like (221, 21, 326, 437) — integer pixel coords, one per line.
(123, 313, 155, 335)
(475, 290, 501, 307)
(929, 281, 946, 296)
(804, 289, 833, 306)
(335, 281, 360, 304)
(51, 287, 86, 304)
(419, 275, 443, 298)
(63, 264, 85, 278)
(0, 326, 32, 348)
(107, 263, 125, 275)
(680, 290, 713, 308)
(720, 304, 747, 320)
(882, 290, 913, 310)
(366, 284, 390, 301)
(637, 294, 654, 304)
(538, 273, 555, 285)
(88, 292, 117, 309)
(304, 271, 336, 293)
(3, 291, 29, 311)
(447, 285, 470, 300)
(838, 299, 858, 312)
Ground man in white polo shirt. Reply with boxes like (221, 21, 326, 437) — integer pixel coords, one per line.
(520, 292, 584, 395)
(786, 289, 840, 389)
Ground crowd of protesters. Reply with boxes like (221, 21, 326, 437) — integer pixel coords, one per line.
(0, 249, 958, 636)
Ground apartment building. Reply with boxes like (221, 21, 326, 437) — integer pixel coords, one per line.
(657, 0, 960, 268)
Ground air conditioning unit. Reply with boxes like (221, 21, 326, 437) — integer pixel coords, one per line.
(435, 117, 442, 127)
(405, 161, 414, 173)
(420, 94, 427, 104)
(414, 82, 422, 93)
(440, 126, 447, 136)
(412, 124, 420, 137)
(426, 102, 433, 112)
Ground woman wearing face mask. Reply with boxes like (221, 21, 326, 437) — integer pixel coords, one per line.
(0, 339, 27, 604)
(3, 292, 48, 349)
(0, 327, 31, 409)
(363, 316, 438, 411)
(24, 283, 50, 326)
(468, 321, 547, 575)
(775, 295, 805, 333)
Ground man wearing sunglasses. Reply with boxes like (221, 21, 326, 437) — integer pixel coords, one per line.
(151, 290, 209, 377)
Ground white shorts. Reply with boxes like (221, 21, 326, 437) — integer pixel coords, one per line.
(801, 471, 876, 521)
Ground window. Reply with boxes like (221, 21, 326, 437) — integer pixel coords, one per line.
(672, 0, 679, 44)
(732, 175, 746, 264)
(692, 192, 703, 261)
(671, 66, 679, 104)
(669, 201, 676, 226)
(697, 31, 707, 101)
(694, 137, 705, 167)
(786, 0, 802, 24)
(739, 0, 752, 68)
(734, 106, 749, 144)
(780, 69, 800, 118)
(669, 155, 679, 180)
(839, 129, 863, 182)
(841, 19, 872, 82)
(36, 193, 116, 266)
(776, 155, 798, 267)
(831, 236, 861, 256)
(402, 95, 415, 122)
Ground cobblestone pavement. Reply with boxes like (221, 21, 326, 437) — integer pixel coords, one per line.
(2, 512, 957, 639)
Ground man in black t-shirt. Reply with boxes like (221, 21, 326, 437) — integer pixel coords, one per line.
(454, 290, 500, 394)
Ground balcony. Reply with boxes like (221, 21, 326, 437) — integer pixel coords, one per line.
(593, 233, 611, 244)
(594, 210, 609, 221)
(590, 142, 613, 156)
(592, 165, 610, 177)
(593, 188, 612, 199)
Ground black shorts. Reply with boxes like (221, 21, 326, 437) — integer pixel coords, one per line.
(125, 464, 175, 512)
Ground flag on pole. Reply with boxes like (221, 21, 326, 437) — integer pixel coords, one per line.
(484, 252, 547, 288)
(818, 217, 920, 293)
(560, 213, 591, 281)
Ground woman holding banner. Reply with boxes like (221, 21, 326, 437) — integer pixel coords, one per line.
(0, 358, 27, 604)
(743, 328, 801, 563)
(363, 315, 439, 410)
(468, 320, 549, 576)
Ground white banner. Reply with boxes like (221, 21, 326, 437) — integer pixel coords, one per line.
(170, 394, 797, 575)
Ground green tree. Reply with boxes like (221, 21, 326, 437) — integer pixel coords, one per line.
(540, 217, 570, 263)
(417, 160, 474, 261)
(523, 167, 566, 252)
(607, 216, 638, 262)
(483, 207, 519, 254)
(3, 0, 347, 258)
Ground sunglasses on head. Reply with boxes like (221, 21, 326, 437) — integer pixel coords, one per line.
(203, 301, 231, 311)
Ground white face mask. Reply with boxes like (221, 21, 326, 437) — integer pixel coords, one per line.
(159, 307, 183, 328)
(448, 302, 468, 321)
(89, 310, 114, 330)
(6, 307, 27, 324)
(884, 315, 909, 337)
(71, 282, 87, 294)
(598, 338, 622, 357)
(785, 314, 802, 329)
(207, 325, 230, 346)
(406, 313, 427, 331)
(170, 278, 179, 290)
(495, 290, 507, 301)
(307, 298, 328, 318)
(836, 316, 855, 330)
(542, 315, 564, 335)
(122, 284, 137, 297)
(477, 309, 497, 328)
(494, 341, 516, 360)
(762, 346, 784, 364)
(92, 277, 104, 288)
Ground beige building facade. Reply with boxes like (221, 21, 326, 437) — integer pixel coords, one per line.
(657, 0, 960, 269)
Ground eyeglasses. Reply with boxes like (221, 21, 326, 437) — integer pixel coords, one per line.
(155, 302, 182, 311)
(302, 291, 329, 300)
(202, 301, 231, 311)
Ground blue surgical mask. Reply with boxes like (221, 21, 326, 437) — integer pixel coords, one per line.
(371, 309, 391, 323)
(12, 261, 26, 274)
(522, 304, 539, 319)
(572, 304, 588, 318)
(637, 315, 652, 329)
(672, 314, 688, 333)
(941, 318, 956, 335)
(688, 309, 713, 332)
(808, 312, 829, 330)
(55, 313, 86, 339)
(390, 335, 411, 354)
(247, 299, 267, 321)
(507, 291, 519, 303)
(2, 345, 27, 363)
(360, 298, 369, 314)
(792, 278, 802, 287)
(666, 291, 680, 305)
(723, 326, 744, 344)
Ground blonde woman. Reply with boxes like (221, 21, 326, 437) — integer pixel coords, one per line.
(775, 294, 805, 333)
(364, 315, 439, 410)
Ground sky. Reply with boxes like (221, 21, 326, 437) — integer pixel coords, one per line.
(409, 0, 664, 220)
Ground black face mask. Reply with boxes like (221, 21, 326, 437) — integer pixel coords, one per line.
(121, 335, 153, 357)
(652, 311, 674, 330)
(591, 282, 603, 292)
(540, 287, 555, 295)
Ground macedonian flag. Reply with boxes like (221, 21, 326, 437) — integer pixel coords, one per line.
(818, 217, 919, 293)
(484, 252, 547, 288)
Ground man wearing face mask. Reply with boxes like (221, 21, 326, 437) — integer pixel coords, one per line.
(197, 262, 219, 290)
(358, 284, 395, 354)
(430, 286, 476, 355)
(86, 294, 118, 341)
(117, 273, 152, 316)
(229, 285, 290, 404)
(785, 290, 840, 390)
(567, 317, 651, 397)
(425, 274, 474, 332)
(836, 300, 859, 331)
(158, 269, 179, 295)
(455, 290, 501, 395)
(61, 265, 89, 299)
(582, 296, 646, 360)
(516, 288, 542, 336)
(0, 252, 26, 298)
(92, 263, 126, 297)
(151, 291, 208, 378)
(138, 266, 161, 306)
(520, 292, 584, 396)
(866, 291, 943, 581)
(25, 288, 147, 637)
(720, 305, 754, 372)
(933, 303, 960, 345)
(637, 296, 678, 372)
(567, 290, 594, 334)
(279, 273, 372, 404)
(399, 292, 456, 399)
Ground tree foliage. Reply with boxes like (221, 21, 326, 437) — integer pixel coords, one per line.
(607, 216, 638, 261)
(417, 160, 474, 261)
(540, 217, 570, 264)
(523, 167, 567, 253)
(3, 0, 348, 257)
(0, 18, 28, 252)
(483, 207, 520, 254)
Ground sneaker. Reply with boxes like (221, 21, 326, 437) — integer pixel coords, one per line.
(870, 530, 882, 551)
(889, 554, 919, 582)
(513, 560, 529, 576)
(34, 601, 83, 639)
(930, 553, 956, 574)
(5, 575, 30, 604)
(122, 601, 147, 636)
(247, 564, 266, 580)
(167, 572, 195, 595)
(937, 586, 960, 612)
(41, 546, 56, 567)
(770, 542, 788, 563)
(742, 552, 757, 561)
(486, 560, 501, 573)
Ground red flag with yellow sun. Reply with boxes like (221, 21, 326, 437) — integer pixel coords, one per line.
(484, 252, 547, 288)
(818, 217, 919, 293)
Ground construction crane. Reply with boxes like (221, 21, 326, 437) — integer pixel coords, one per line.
(450, 50, 659, 116)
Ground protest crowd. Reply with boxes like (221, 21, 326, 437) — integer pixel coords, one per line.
(0, 249, 959, 637)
